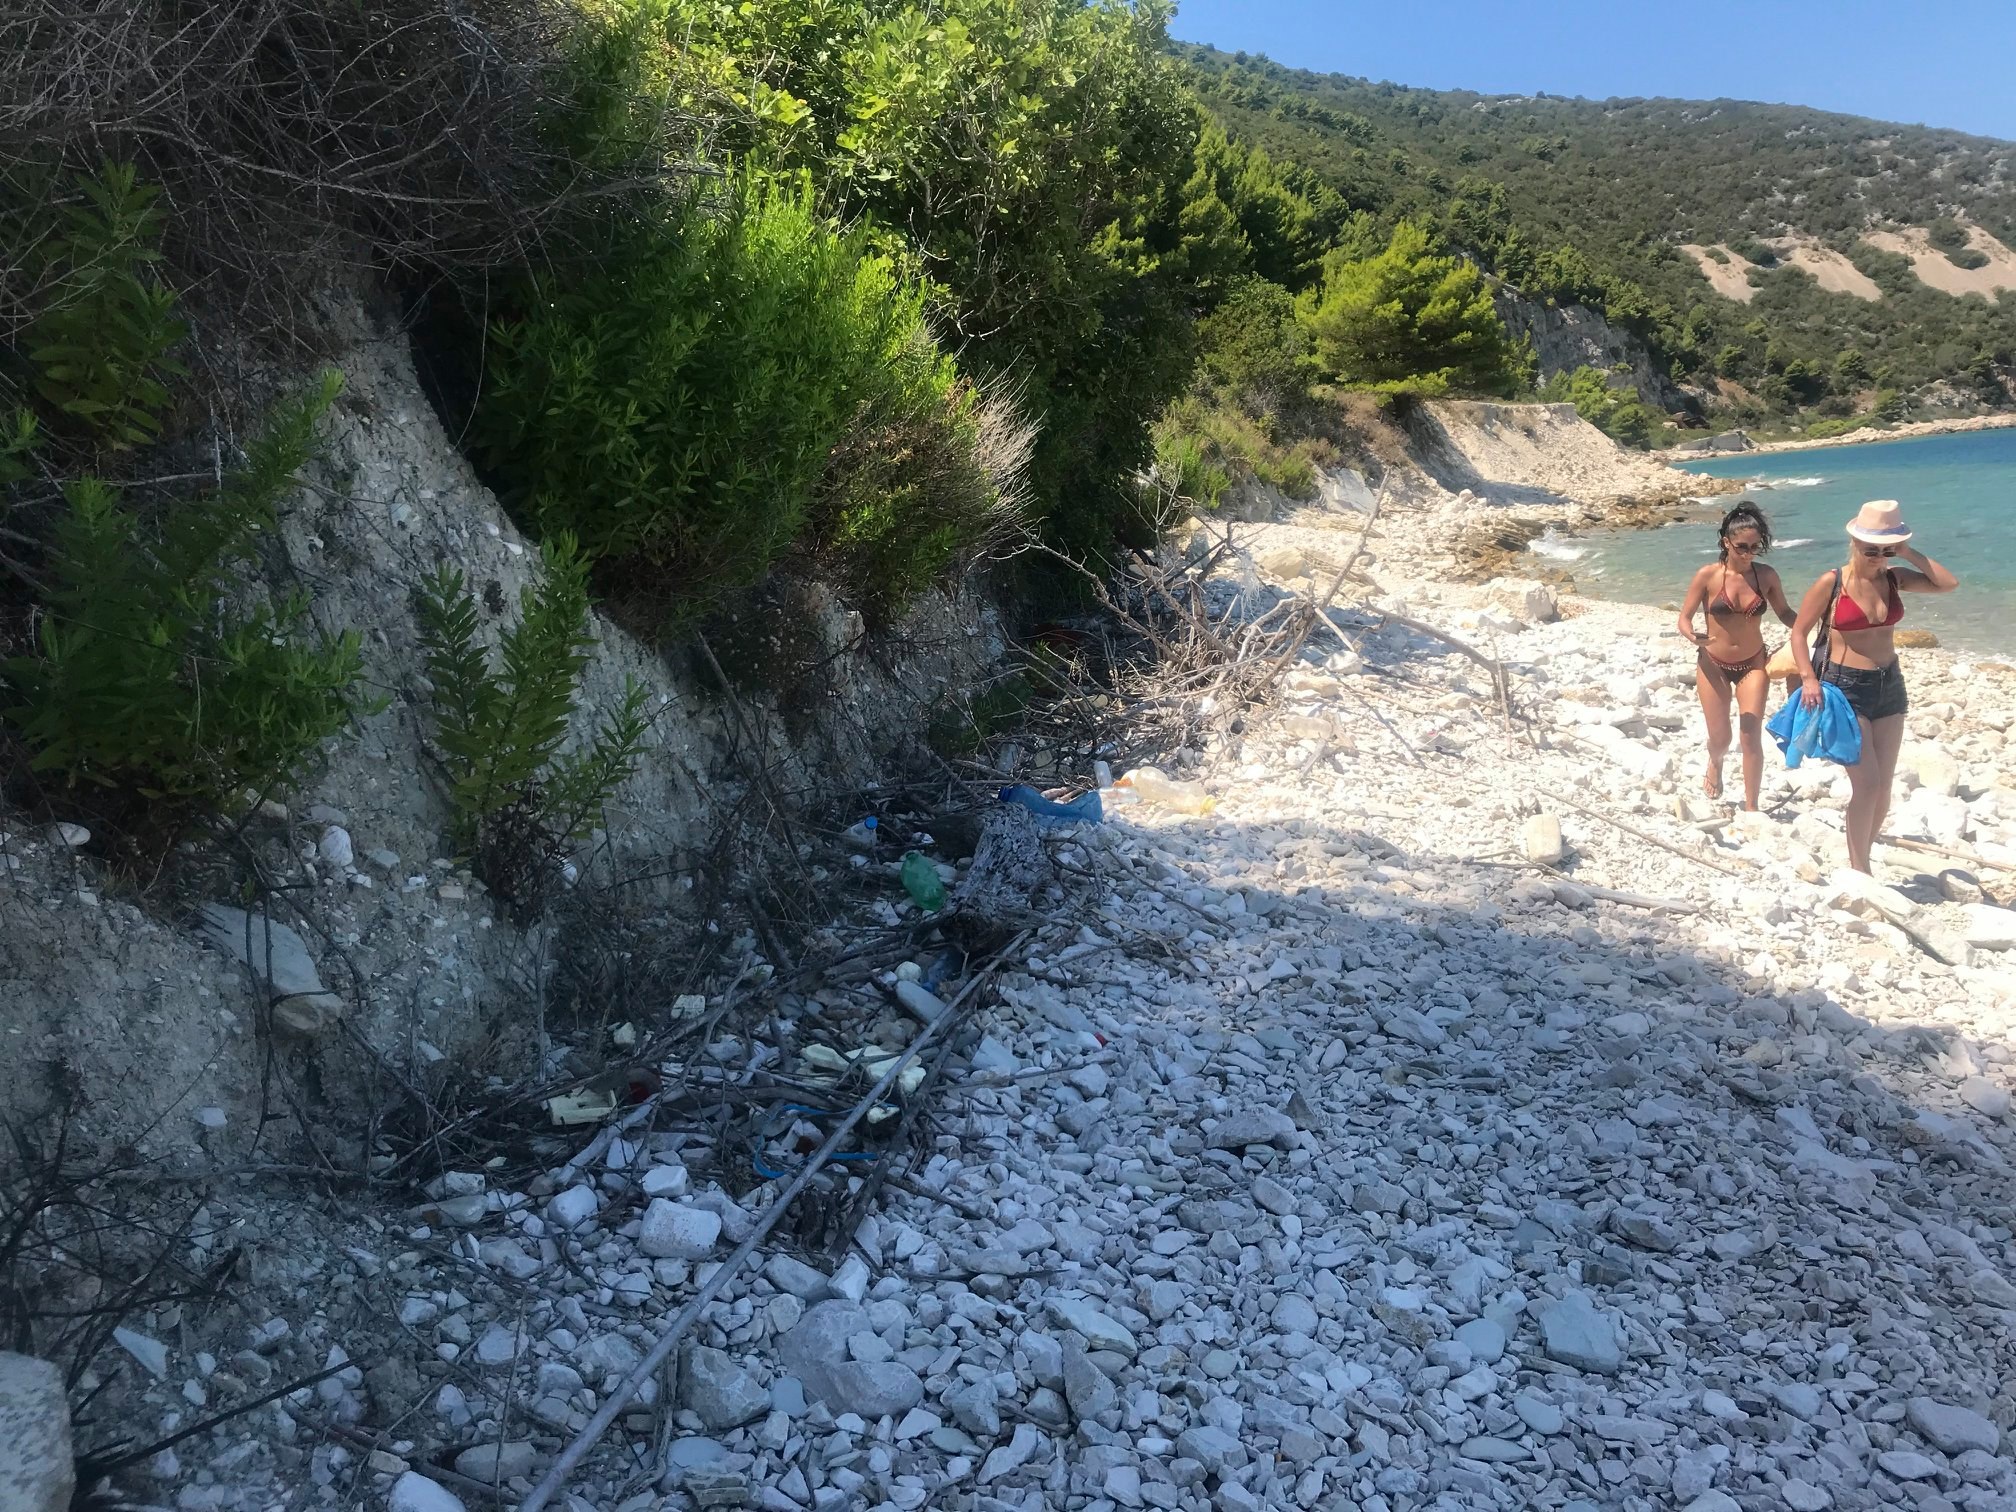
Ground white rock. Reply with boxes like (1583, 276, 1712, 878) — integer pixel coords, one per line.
(1537, 1291, 1620, 1375)
(0, 1352, 73, 1512)
(1045, 1298, 1138, 1358)
(113, 1327, 170, 1379)
(979, 1423, 1040, 1484)
(1877, 1450, 1942, 1481)
(640, 1163, 689, 1198)
(452, 1441, 536, 1484)
(829, 1255, 870, 1303)
(639, 1201, 721, 1259)
(1520, 814, 1565, 864)
(1960, 1077, 2011, 1118)
(1906, 1396, 2000, 1455)
(1964, 904, 2016, 950)
(545, 1184, 600, 1230)
(389, 1473, 467, 1512)
(318, 825, 355, 869)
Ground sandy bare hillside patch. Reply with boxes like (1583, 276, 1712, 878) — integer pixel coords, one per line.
(1680, 243, 1758, 302)
(1863, 223, 2016, 300)
(1774, 238, 1883, 301)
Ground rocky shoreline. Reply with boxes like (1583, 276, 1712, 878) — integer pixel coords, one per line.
(38, 405, 2016, 1512)
(1672, 411, 2016, 460)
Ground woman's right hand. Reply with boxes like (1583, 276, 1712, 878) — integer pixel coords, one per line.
(1800, 674, 1822, 710)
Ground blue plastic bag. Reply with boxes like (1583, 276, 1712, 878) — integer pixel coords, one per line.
(998, 784, 1102, 829)
(1765, 682, 1863, 769)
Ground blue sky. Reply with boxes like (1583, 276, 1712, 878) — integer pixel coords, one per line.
(1169, 1, 2016, 142)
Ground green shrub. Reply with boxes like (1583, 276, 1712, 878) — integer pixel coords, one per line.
(476, 171, 1001, 620)
(1151, 412, 1233, 513)
(15, 164, 186, 451)
(415, 534, 650, 915)
(1927, 217, 1969, 253)
(1947, 246, 1990, 271)
(1196, 277, 1311, 409)
(811, 354, 1029, 622)
(1300, 222, 1525, 398)
(1151, 392, 1328, 512)
(1725, 235, 1777, 267)
(3, 371, 369, 828)
(1539, 365, 1657, 448)
(1803, 414, 1869, 440)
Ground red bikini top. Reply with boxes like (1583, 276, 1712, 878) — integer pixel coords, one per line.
(1831, 570, 1903, 632)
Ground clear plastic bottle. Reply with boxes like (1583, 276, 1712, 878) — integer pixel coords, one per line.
(899, 851, 949, 911)
(1124, 766, 1216, 814)
(841, 815, 880, 851)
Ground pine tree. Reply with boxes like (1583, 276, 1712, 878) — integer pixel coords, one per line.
(1299, 222, 1523, 398)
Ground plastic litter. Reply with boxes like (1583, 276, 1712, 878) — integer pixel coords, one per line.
(841, 816, 880, 851)
(920, 947, 965, 993)
(545, 1090, 617, 1127)
(1765, 682, 1863, 769)
(895, 979, 949, 1025)
(998, 784, 1103, 828)
(751, 1102, 877, 1181)
(1120, 766, 1216, 814)
(899, 850, 949, 911)
(798, 1044, 926, 1122)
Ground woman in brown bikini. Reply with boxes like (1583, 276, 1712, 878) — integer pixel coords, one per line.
(1790, 499, 1958, 873)
(1676, 502, 1798, 811)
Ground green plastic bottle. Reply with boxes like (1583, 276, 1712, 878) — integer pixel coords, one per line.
(900, 851, 948, 912)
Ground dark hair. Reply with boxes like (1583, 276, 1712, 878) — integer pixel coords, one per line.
(1717, 501, 1773, 561)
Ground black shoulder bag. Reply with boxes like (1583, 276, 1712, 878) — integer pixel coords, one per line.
(1809, 567, 1842, 680)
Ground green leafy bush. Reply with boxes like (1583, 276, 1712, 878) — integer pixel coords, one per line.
(1539, 365, 1658, 448)
(416, 534, 649, 914)
(600, 0, 1220, 560)
(476, 171, 1002, 619)
(1300, 222, 1525, 398)
(1947, 246, 1990, 271)
(15, 164, 186, 450)
(1195, 277, 1311, 410)
(1927, 218, 1969, 253)
(811, 352, 1029, 621)
(1151, 394, 1328, 512)
(3, 371, 369, 828)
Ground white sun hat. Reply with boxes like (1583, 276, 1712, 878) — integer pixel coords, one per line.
(1845, 499, 1912, 544)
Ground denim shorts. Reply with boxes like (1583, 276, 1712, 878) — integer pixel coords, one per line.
(1823, 659, 1908, 722)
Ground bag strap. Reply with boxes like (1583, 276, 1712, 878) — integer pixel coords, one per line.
(1812, 568, 1841, 675)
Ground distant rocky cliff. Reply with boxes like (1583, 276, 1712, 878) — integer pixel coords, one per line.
(1495, 291, 1695, 418)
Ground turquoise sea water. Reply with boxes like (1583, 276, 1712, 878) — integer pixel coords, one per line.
(1549, 427, 2016, 657)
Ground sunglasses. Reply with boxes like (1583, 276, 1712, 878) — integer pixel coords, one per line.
(1858, 545, 1898, 558)
(1725, 541, 1761, 554)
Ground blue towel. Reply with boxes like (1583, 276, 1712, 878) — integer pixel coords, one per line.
(1765, 682, 1863, 768)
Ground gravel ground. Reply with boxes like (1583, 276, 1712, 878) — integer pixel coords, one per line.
(84, 503, 2016, 1512)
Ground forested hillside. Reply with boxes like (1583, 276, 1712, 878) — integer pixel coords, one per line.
(8, 1, 2016, 866)
(1179, 42, 2016, 434)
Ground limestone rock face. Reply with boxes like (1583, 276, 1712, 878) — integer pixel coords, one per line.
(0, 1353, 73, 1512)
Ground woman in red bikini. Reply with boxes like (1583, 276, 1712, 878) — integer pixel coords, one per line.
(1676, 502, 1798, 811)
(1790, 499, 1959, 873)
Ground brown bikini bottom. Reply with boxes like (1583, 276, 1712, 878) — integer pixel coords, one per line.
(1699, 646, 1768, 680)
